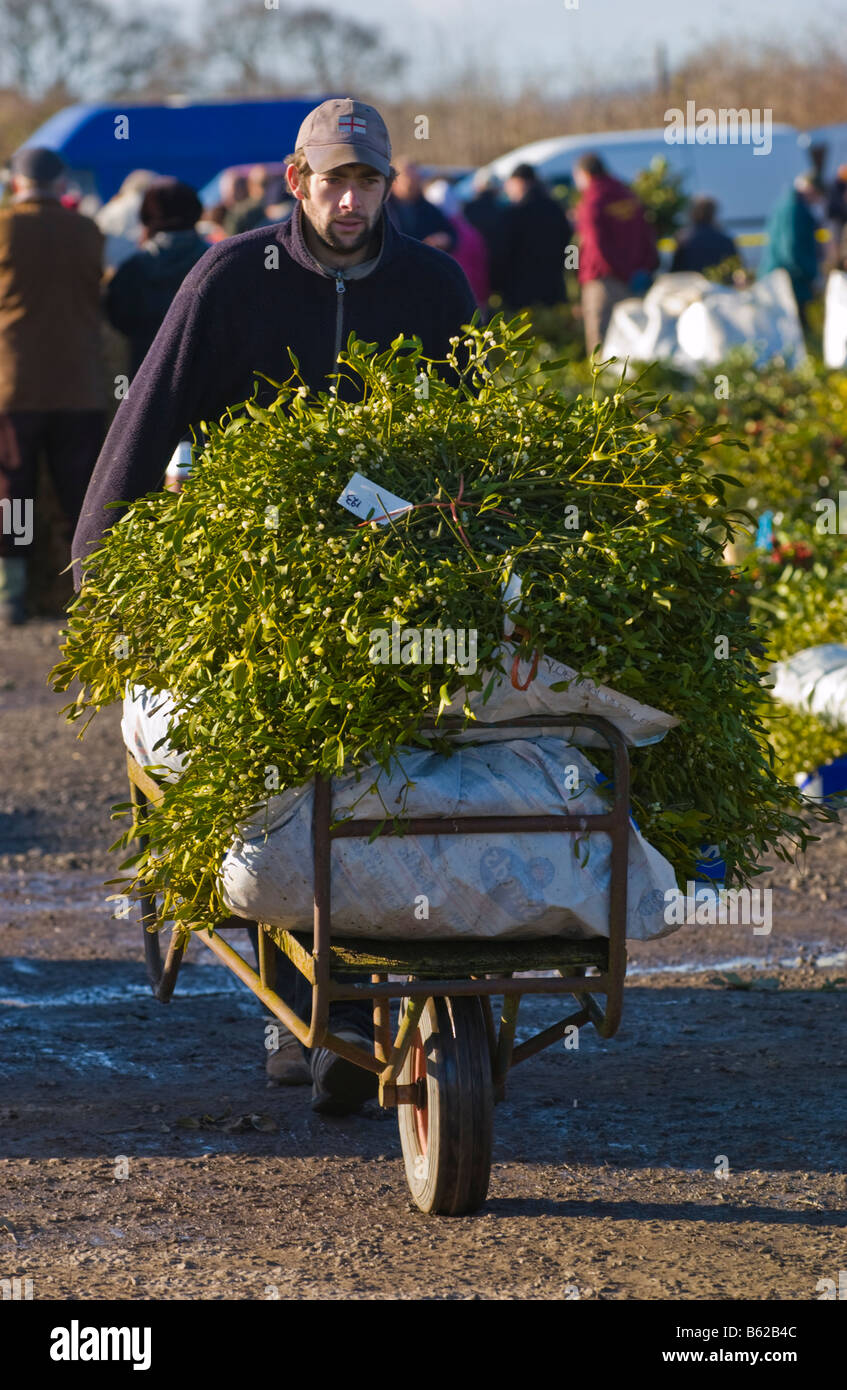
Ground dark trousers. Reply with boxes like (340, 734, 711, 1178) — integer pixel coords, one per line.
(0, 410, 106, 558)
(246, 925, 373, 1059)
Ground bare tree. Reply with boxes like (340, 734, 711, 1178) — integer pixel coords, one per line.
(0, 0, 190, 101)
(285, 7, 406, 92)
(194, 0, 406, 97)
(192, 0, 289, 96)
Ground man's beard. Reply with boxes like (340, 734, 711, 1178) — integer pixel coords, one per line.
(309, 209, 381, 258)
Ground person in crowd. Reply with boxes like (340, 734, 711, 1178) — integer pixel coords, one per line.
(489, 163, 572, 315)
(218, 168, 249, 212)
(263, 175, 296, 226)
(425, 178, 490, 308)
(825, 164, 847, 271)
(760, 173, 826, 325)
(573, 152, 658, 355)
(463, 171, 506, 263)
(387, 158, 456, 250)
(95, 169, 158, 272)
(199, 203, 230, 244)
(671, 196, 737, 274)
(0, 148, 106, 626)
(224, 164, 273, 235)
(73, 98, 475, 1112)
(104, 179, 209, 379)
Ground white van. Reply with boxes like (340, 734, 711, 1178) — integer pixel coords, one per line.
(455, 125, 810, 239)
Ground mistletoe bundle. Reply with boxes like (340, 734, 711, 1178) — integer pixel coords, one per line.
(52, 319, 824, 929)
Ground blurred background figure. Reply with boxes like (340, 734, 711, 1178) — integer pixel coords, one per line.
(490, 163, 572, 316)
(425, 178, 489, 308)
(388, 158, 456, 250)
(104, 178, 208, 379)
(95, 169, 158, 272)
(671, 196, 737, 274)
(0, 148, 106, 626)
(825, 163, 847, 270)
(199, 203, 230, 243)
(573, 152, 658, 355)
(760, 172, 826, 325)
(219, 168, 249, 213)
(462, 171, 506, 265)
(262, 171, 296, 226)
(224, 163, 273, 235)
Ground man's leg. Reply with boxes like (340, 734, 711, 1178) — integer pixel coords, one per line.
(581, 277, 629, 357)
(245, 924, 377, 1114)
(43, 410, 107, 551)
(0, 412, 42, 623)
(245, 925, 374, 1054)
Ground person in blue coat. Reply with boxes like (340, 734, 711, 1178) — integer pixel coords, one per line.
(760, 174, 826, 324)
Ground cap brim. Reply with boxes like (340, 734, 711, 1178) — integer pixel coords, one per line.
(304, 143, 391, 178)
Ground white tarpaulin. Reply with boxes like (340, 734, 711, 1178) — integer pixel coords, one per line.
(602, 268, 806, 372)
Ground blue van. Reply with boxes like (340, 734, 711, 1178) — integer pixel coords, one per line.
(12, 97, 329, 201)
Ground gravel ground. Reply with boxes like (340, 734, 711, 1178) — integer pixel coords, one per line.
(1, 619, 845, 1301)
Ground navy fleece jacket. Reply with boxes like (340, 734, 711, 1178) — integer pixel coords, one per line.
(72, 203, 476, 587)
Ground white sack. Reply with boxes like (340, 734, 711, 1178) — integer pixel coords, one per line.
(601, 273, 712, 375)
(121, 684, 187, 780)
(603, 268, 806, 371)
(218, 736, 679, 942)
(445, 646, 679, 748)
(770, 644, 847, 724)
(677, 268, 806, 368)
(824, 270, 847, 369)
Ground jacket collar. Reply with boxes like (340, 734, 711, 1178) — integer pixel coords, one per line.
(278, 201, 398, 277)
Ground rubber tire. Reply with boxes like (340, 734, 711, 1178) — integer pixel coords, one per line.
(397, 996, 493, 1216)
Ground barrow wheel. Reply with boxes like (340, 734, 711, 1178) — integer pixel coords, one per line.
(397, 996, 493, 1216)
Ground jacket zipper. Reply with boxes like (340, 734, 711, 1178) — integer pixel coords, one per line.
(333, 271, 346, 375)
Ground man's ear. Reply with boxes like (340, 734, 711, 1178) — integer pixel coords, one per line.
(286, 164, 306, 202)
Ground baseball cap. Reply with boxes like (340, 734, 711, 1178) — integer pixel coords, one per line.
(10, 146, 66, 182)
(295, 98, 392, 178)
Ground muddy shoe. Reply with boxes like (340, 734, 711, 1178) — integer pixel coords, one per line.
(311, 1029, 378, 1116)
(266, 1027, 311, 1086)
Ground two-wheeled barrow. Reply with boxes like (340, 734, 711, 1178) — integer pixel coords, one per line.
(128, 712, 630, 1215)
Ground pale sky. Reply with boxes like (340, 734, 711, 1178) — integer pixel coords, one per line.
(169, 0, 847, 97)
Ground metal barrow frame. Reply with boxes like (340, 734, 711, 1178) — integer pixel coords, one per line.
(127, 712, 631, 1211)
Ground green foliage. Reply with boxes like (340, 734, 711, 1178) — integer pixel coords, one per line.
(631, 155, 689, 240)
(52, 318, 821, 930)
(701, 255, 750, 287)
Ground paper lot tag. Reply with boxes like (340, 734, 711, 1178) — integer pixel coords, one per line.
(338, 473, 413, 525)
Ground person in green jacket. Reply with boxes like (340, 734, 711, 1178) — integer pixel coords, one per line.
(760, 174, 826, 324)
